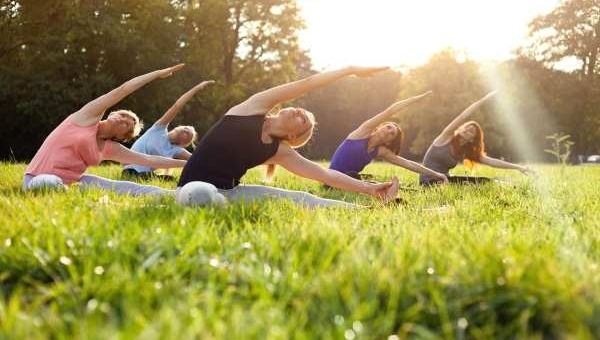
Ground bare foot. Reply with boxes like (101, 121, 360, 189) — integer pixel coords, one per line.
(381, 177, 399, 204)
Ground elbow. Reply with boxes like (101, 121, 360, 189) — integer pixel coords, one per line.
(141, 155, 159, 167)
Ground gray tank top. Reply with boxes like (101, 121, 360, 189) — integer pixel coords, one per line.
(420, 143, 461, 182)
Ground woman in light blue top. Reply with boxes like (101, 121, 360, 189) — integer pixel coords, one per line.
(329, 91, 448, 183)
(122, 80, 214, 179)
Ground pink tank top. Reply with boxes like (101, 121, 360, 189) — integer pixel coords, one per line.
(25, 115, 113, 184)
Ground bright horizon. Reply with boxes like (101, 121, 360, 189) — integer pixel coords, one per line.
(298, 0, 570, 70)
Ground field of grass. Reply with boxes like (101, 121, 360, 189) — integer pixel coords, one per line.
(1, 161, 599, 340)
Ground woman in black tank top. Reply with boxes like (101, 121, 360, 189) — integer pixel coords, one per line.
(420, 91, 536, 185)
(177, 66, 400, 208)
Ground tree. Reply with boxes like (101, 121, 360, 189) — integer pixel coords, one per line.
(523, 0, 600, 154)
(220, 0, 306, 87)
(396, 49, 488, 159)
(0, 0, 309, 160)
(525, 0, 600, 78)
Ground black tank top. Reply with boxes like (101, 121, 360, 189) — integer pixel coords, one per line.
(178, 115, 280, 189)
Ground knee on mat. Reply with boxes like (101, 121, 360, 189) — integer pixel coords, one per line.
(176, 182, 227, 207)
(27, 174, 66, 191)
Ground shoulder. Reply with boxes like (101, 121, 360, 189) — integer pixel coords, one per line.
(151, 122, 167, 129)
(146, 123, 167, 134)
(377, 146, 392, 156)
(432, 134, 453, 147)
(65, 113, 98, 128)
(100, 140, 118, 158)
(376, 146, 394, 159)
(273, 143, 295, 158)
(347, 125, 371, 139)
(225, 100, 267, 117)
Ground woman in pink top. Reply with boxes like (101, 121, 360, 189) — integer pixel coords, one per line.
(24, 64, 187, 195)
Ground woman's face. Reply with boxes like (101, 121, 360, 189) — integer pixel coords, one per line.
(171, 128, 193, 147)
(279, 107, 311, 139)
(373, 123, 398, 144)
(107, 113, 135, 140)
(457, 124, 477, 143)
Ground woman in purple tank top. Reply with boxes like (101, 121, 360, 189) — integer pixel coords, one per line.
(329, 91, 448, 183)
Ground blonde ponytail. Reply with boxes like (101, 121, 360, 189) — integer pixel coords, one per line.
(265, 164, 277, 182)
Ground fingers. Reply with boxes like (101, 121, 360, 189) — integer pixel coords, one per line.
(352, 66, 390, 77)
(201, 80, 216, 86)
(170, 63, 185, 73)
(196, 80, 216, 89)
(368, 66, 390, 73)
(159, 63, 185, 78)
(483, 90, 498, 99)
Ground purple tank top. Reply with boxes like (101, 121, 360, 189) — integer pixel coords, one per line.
(329, 138, 378, 174)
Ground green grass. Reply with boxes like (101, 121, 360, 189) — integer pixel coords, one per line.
(1, 162, 600, 340)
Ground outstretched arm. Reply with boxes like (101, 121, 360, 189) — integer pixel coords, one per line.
(433, 90, 497, 146)
(269, 144, 398, 201)
(479, 155, 536, 175)
(71, 64, 185, 126)
(232, 66, 389, 115)
(349, 91, 432, 138)
(378, 148, 448, 183)
(107, 143, 187, 169)
(155, 80, 215, 126)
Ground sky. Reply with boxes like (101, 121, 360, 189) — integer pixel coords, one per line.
(297, 0, 565, 70)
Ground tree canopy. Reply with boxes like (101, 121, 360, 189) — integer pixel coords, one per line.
(1, 0, 599, 162)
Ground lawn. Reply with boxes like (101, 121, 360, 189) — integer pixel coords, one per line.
(1, 162, 599, 339)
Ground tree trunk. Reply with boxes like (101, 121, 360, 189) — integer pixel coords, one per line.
(223, 3, 242, 86)
(589, 17, 600, 77)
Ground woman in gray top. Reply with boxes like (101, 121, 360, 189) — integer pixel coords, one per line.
(420, 91, 535, 185)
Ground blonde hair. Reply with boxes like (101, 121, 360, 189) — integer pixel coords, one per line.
(172, 125, 199, 148)
(107, 110, 144, 142)
(265, 109, 316, 181)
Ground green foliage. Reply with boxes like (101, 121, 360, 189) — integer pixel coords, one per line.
(396, 49, 487, 158)
(521, 0, 600, 156)
(0, 0, 308, 160)
(545, 133, 575, 164)
(1, 162, 600, 339)
(2, 0, 600, 164)
(524, 0, 600, 77)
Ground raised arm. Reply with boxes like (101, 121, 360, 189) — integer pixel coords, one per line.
(349, 91, 432, 138)
(269, 144, 399, 201)
(378, 148, 448, 183)
(479, 155, 536, 175)
(155, 80, 215, 126)
(433, 90, 497, 146)
(71, 64, 185, 126)
(234, 66, 389, 115)
(107, 143, 186, 169)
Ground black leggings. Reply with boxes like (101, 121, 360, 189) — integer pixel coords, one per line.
(121, 168, 176, 181)
(421, 175, 492, 186)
